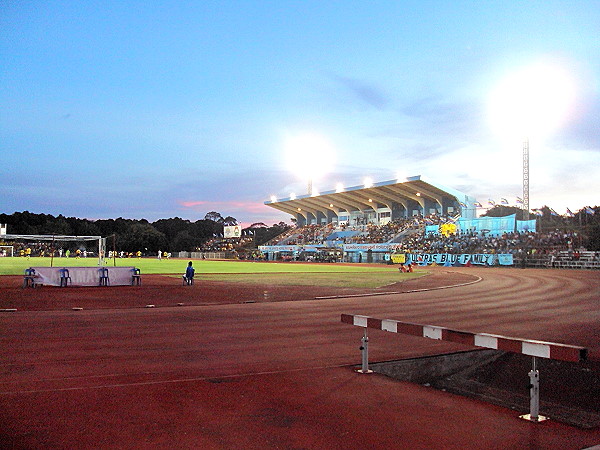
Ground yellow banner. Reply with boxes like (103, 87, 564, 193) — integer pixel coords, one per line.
(391, 254, 406, 264)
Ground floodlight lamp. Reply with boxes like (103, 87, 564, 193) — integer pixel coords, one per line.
(364, 177, 373, 188)
(329, 203, 334, 208)
(488, 59, 577, 140)
(297, 207, 301, 211)
(416, 192, 421, 197)
(284, 132, 336, 182)
(368, 199, 373, 203)
(290, 193, 296, 200)
(335, 183, 344, 193)
(270, 195, 277, 203)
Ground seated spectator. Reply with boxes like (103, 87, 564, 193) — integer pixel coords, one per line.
(183, 261, 195, 285)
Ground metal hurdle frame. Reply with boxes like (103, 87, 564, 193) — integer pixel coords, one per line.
(341, 313, 588, 423)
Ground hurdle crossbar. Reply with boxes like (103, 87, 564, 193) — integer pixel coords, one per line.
(341, 314, 587, 363)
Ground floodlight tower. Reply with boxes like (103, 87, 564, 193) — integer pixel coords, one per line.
(522, 138, 529, 221)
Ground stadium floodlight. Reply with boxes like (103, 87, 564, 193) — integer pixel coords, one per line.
(283, 132, 336, 195)
(335, 182, 344, 193)
(364, 177, 373, 188)
(488, 59, 577, 140)
(270, 195, 277, 203)
(290, 193, 296, 200)
(488, 58, 578, 221)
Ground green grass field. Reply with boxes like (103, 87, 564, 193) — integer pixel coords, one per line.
(0, 257, 425, 288)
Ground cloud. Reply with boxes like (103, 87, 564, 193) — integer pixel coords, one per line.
(179, 200, 269, 215)
(329, 74, 391, 110)
(558, 93, 600, 151)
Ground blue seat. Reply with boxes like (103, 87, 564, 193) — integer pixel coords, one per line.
(23, 268, 39, 288)
(98, 267, 110, 286)
(59, 268, 72, 287)
(131, 268, 141, 286)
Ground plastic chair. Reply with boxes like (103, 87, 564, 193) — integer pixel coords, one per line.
(23, 268, 37, 288)
(59, 268, 72, 287)
(131, 268, 141, 286)
(98, 267, 110, 286)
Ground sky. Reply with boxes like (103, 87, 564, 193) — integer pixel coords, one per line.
(1, 1, 599, 227)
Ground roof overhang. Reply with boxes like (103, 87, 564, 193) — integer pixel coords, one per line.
(265, 175, 472, 218)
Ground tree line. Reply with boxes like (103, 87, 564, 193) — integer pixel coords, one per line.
(0, 211, 292, 253)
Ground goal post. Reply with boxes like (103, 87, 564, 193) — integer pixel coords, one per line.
(0, 233, 104, 266)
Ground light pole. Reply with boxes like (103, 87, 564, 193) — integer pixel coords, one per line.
(523, 138, 529, 221)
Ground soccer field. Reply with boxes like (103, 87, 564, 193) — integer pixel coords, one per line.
(0, 256, 406, 276)
(0, 257, 423, 288)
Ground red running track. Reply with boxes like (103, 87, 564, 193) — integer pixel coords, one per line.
(0, 266, 599, 448)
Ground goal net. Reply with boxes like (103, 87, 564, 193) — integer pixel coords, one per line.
(0, 233, 106, 265)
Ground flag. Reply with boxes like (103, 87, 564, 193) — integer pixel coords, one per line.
(584, 206, 595, 214)
(533, 209, 543, 216)
(474, 202, 482, 208)
(516, 197, 523, 204)
(549, 208, 559, 216)
(565, 208, 574, 217)
(459, 202, 467, 208)
(488, 199, 496, 206)
(500, 198, 509, 205)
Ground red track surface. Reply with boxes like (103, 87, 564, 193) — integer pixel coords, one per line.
(1, 266, 599, 448)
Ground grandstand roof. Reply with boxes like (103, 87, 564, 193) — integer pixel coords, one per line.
(265, 175, 474, 219)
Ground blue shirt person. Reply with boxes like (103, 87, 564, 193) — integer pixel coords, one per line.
(184, 261, 195, 285)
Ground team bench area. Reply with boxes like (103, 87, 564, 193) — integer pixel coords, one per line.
(23, 266, 141, 287)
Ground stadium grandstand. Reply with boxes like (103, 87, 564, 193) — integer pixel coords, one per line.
(261, 176, 600, 268)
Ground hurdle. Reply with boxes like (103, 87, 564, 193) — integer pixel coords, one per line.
(341, 313, 588, 423)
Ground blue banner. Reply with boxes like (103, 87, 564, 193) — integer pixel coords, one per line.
(516, 219, 536, 233)
(425, 225, 439, 234)
(457, 214, 516, 236)
(405, 253, 513, 266)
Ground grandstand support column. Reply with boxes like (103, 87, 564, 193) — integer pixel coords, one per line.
(523, 138, 529, 221)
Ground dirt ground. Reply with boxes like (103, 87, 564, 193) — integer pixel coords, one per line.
(0, 269, 478, 311)
(1, 266, 599, 449)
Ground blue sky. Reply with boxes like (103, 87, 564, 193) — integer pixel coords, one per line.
(1, 1, 599, 226)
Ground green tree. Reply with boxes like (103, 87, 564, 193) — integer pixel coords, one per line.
(222, 216, 238, 226)
(204, 211, 223, 223)
(172, 230, 199, 251)
(119, 223, 167, 252)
